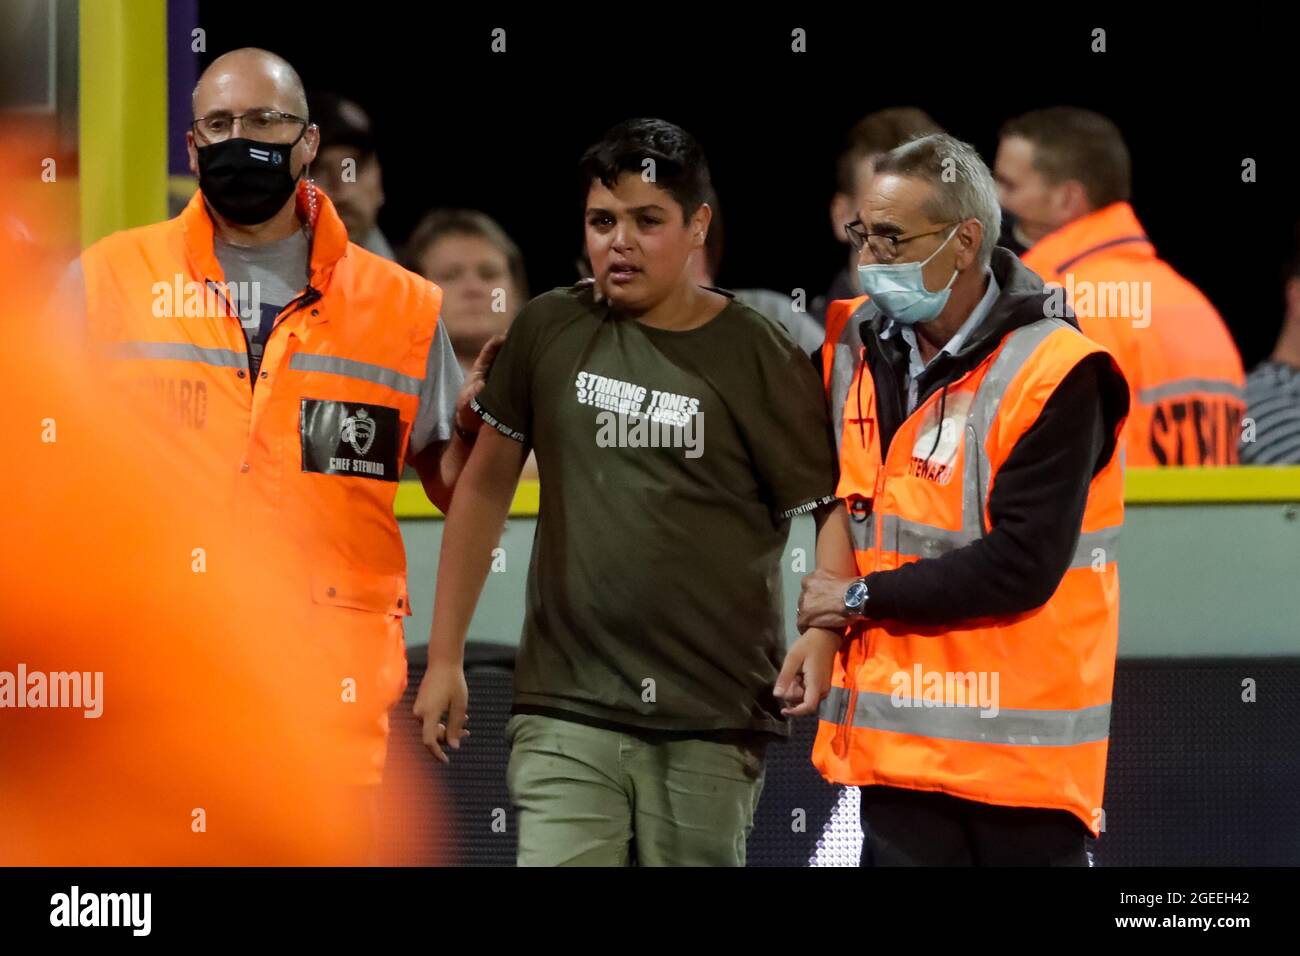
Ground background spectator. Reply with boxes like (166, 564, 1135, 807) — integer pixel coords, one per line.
(687, 186, 825, 355)
(405, 208, 528, 374)
(309, 90, 395, 259)
(407, 209, 536, 479)
(1241, 233, 1300, 464)
(812, 107, 943, 324)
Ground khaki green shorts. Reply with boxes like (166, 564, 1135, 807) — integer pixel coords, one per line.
(505, 712, 767, 866)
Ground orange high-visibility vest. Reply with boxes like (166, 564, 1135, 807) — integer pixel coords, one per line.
(814, 295, 1125, 834)
(1023, 202, 1244, 466)
(78, 181, 445, 784)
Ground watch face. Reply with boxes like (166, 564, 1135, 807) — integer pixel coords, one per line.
(845, 580, 869, 609)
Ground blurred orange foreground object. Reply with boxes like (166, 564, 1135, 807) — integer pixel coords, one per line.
(0, 129, 439, 866)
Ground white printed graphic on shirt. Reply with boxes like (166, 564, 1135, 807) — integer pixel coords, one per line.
(576, 370, 705, 459)
(574, 371, 700, 428)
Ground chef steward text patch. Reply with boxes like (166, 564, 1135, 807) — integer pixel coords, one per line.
(300, 399, 401, 481)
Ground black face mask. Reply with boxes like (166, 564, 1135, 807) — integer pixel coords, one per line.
(196, 136, 303, 225)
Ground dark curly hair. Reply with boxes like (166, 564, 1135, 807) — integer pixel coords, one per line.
(578, 118, 713, 221)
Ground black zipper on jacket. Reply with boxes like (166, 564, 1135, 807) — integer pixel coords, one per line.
(206, 279, 255, 387)
(863, 322, 906, 460)
(206, 280, 322, 393)
(254, 285, 322, 391)
(277, 285, 322, 327)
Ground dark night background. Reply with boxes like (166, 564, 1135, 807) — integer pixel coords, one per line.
(193, 7, 1296, 367)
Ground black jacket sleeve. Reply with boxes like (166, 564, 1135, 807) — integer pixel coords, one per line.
(811, 343, 826, 375)
(862, 354, 1119, 626)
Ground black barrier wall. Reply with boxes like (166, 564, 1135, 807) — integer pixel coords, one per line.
(379, 646, 1300, 866)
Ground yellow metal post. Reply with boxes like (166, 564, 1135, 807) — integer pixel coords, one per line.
(78, 0, 168, 247)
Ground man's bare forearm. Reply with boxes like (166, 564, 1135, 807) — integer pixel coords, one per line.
(814, 501, 859, 578)
(434, 431, 473, 508)
(410, 432, 472, 513)
(795, 501, 861, 634)
(426, 429, 524, 663)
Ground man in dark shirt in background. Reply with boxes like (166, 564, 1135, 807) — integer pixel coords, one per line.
(1241, 232, 1300, 464)
(811, 107, 944, 326)
(307, 90, 397, 260)
(414, 118, 841, 866)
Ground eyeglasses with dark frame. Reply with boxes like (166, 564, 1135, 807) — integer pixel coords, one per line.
(844, 218, 961, 263)
(191, 109, 309, 145)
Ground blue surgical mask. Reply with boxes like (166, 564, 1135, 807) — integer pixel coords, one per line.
(857, 226, 960, 325)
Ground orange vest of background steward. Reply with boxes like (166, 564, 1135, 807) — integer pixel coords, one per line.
(1022, 202, 1244, 467)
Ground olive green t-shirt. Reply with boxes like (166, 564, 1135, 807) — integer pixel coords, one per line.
(471, 282, 837, 737)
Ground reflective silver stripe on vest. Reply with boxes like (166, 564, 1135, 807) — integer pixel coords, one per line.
(880, 513, 977, 558)
(1072, 525, 1121, 568)
(1137, 377, 1245, 405)
(818, 685, 850, 724)
(884, 515, 1121, 568)
(962, 318, 1072, 537)
(289, 353, 423, 395)
(828, 301, 878, 454)
(819, 685, 1111, 746)
(112, 341, 247, 368)
(849, 511, 876, 552)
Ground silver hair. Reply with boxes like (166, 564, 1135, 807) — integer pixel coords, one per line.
(871, 133, 1002, 267)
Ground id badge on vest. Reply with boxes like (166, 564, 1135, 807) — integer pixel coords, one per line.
(300, 398, 401, 482)
(906, 391, 972, 486)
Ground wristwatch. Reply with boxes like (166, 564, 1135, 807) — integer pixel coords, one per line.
(844, 577, 870, 617)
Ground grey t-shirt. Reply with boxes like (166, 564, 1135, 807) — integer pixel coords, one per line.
(214, 230, 311, 379)
(732, 287, 826, 356)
